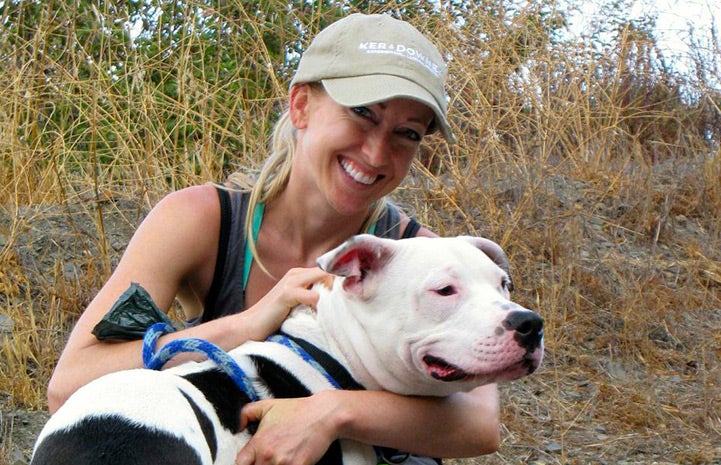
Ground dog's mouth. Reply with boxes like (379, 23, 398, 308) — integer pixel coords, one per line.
(422, 355, 470, 382)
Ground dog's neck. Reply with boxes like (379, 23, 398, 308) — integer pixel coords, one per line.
(280, 304, 326, 347)
(279, 283, 381, 391)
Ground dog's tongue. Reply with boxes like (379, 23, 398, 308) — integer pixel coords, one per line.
(423, 355, 468, 382)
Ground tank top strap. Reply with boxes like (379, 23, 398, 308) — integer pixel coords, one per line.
(371, 202, 423, 239)
(243, 202, 264, 291)
(202, 187, 251, 322)
(372, 202, 402, 239)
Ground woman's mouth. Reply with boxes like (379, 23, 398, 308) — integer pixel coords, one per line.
(340, 158, 379, 185)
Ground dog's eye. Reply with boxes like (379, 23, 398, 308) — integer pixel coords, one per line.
(501, 276, 514, 293)
(435, 285, 457, 296)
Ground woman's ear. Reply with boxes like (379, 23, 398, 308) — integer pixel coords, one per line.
(289, 83, 311, 129)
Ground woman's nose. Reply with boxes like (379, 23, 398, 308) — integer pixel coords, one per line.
(362, 130, 391, 167)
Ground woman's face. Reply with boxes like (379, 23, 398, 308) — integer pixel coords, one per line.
(290, 84, 435, 216)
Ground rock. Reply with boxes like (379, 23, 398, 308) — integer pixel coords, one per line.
(545, 442, 563, 454)
(0, 314, 15, 334)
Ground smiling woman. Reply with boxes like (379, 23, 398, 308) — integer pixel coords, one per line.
(45, 11, 508, 465)
(286, 86, 434, 218)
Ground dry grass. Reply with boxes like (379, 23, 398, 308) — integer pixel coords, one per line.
(1, 1, 720, 463)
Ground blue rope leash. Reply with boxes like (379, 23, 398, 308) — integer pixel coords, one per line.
(142, 322, 260, 402)
(266, 334, 341, 389)
(142, 324, 343, 401)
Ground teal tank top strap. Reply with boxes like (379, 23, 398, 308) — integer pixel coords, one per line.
(243, 203, 264, 291)
(242, 201, 409, 292)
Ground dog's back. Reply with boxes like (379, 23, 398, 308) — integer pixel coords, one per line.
(31, 339, 368, 465)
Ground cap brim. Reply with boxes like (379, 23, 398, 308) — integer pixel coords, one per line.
(322, 75, 455, 143)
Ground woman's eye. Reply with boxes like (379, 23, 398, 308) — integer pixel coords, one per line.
(401, 128, 422, 141)
(351, 106, 374, 120)
(435, 285, 456, 296)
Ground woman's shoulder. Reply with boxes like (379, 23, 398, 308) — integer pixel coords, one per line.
(138, 185, 223, 245)
(153, 184, 222, 218)
(138, 185, 224, 292)
(160, 183, 220, 205)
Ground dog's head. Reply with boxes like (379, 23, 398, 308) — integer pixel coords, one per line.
(315, 234, 544, 397)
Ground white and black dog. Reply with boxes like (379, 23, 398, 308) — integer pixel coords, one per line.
(31, 235, 544, 465)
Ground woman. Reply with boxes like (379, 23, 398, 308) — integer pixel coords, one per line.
(47, 13, 503, 465)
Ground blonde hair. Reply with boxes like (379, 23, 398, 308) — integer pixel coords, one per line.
(226, 88, 388, 278)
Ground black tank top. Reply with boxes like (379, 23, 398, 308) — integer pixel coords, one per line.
(201, 188, 421, 322)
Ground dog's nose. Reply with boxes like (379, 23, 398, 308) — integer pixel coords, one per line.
(503, 311, 544, 352)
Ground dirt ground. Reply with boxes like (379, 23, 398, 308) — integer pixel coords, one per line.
(1, 408, 49, 465)
(1, 184, 719, 465)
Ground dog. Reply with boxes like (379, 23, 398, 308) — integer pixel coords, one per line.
(31, 235, 544, 465)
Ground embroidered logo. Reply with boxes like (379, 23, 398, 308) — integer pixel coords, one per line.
(358, 41, 443, 77)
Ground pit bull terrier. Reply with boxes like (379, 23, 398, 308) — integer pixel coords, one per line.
(31, 235, 544, 465)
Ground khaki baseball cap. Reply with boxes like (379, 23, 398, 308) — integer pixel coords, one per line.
(291, 13, 455, 143)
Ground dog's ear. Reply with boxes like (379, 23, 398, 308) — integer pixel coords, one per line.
(317, 234, 396, 294)
(459, 236, 515, 292)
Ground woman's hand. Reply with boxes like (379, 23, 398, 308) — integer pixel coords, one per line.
(234, 385, 500, 465)
(244, 267, 334, 341)
(236, 393, 343, 465)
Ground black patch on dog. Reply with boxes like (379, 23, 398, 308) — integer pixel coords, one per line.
(280, 334, 364, 390)
(180, 389, 218, 461)
(179, 354, 318, 434)
(30, 415, 203, 465)
(182, 368, 253, 433)
(183, 354, 345, 465)
(251, 355, 313, 398)
(249, 355, 345, 465)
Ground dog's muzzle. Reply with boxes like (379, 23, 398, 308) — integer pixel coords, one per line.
(503, 310, 544, 353)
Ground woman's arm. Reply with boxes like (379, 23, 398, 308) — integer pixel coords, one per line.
(334, 387, 501, 457)
(47, 185, 330, 413)
(237, 386, 500, 465)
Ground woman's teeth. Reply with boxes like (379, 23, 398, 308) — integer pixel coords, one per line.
(340, 159, 377, 185)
